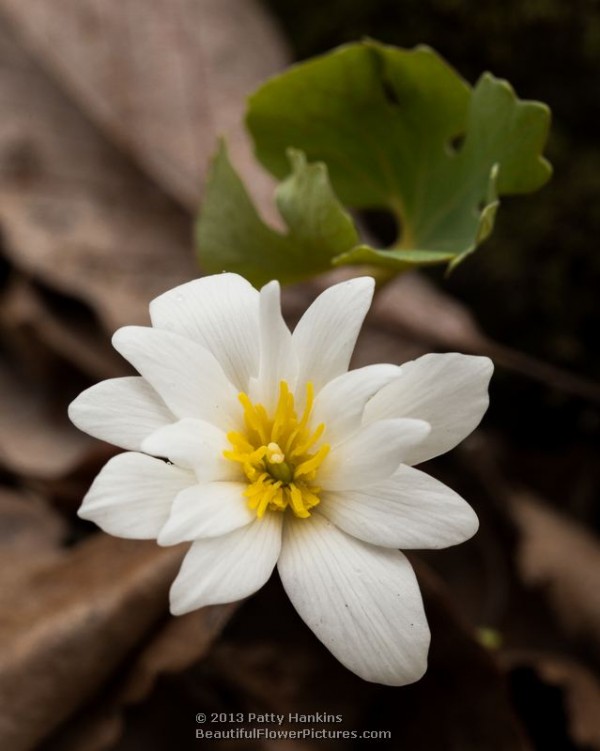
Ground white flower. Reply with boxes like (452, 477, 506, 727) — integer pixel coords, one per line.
(69, 273, 493, 686)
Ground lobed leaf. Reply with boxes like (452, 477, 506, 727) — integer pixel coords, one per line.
(246, 40, 552, 272)
(196, 142, 360, 286)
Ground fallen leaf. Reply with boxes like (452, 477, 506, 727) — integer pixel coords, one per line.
(45, 605, 240, 751)
(286, 269, 600, 404)
(0, 20, 197, 331)
(0, 0, 287, 215)
(0, 361, 97, 480)
(0, 485, 67, 560)
(505, 651, 600, 751)
(511, 493, 600, 658)
(0, 276, 127, 380)
(372, 272, 600, 403)
(0, 534, 185, 751)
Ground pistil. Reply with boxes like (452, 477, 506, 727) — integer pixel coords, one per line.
(224, 382, 329, 518)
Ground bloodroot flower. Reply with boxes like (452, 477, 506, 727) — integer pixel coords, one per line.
(69, 274, 493, 686)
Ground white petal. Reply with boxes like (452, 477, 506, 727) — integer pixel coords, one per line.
(78, 452, 194, 538)
(169, 513, 282, 613)
(251, 281, 296, 409)
(318, 418, 431, 491)
(112, 326, 240, 427)
(312, 364, 402, 446)
(68, 376, 173, 451)
(292, 277, 375, 392)
(158, 482, 254, 545)
(278, 514, 430, 685)
(142, 418, 237, 481)
(150, 274, 260, 391)
(320, 465, 479, 549)
(363, 353, 493, 464)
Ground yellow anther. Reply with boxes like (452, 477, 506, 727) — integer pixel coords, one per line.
(224, 381, 329, 520)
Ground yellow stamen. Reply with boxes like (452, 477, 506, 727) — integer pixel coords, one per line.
(224, 381, 329, 519)
(294, 444, 330, 479)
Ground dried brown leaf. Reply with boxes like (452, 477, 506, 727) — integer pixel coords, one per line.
(0, 21, 197, 331)
(0, 361, 97, 480)
(0, 0, 287, 214)
(0, 490, 239, 751)
(45, 605, 240, 751)
(372, 271, 488, 352)
(122, 604, 240, 703)
(373, 272, 600, 402)
(0, 534, 185, 751)
(285, 270, 600, 402)
(0, 486, 67, 560)
(512, 494, 600, 655)
(505, 650, 600, 750)
(0, 276, 127, 380)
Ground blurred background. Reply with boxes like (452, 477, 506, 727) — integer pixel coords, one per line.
(0, 1, 598, 749)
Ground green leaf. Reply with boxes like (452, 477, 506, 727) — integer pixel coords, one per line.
(196, 142, 361, 287)
(246, 40, 552, 271)
(332, 245, 456, 273)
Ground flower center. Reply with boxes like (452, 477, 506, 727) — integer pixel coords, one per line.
(224, 381, 330, 519)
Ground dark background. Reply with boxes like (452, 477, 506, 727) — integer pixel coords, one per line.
(0, 1, 598, 749)
(266, 0, 600, 504)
